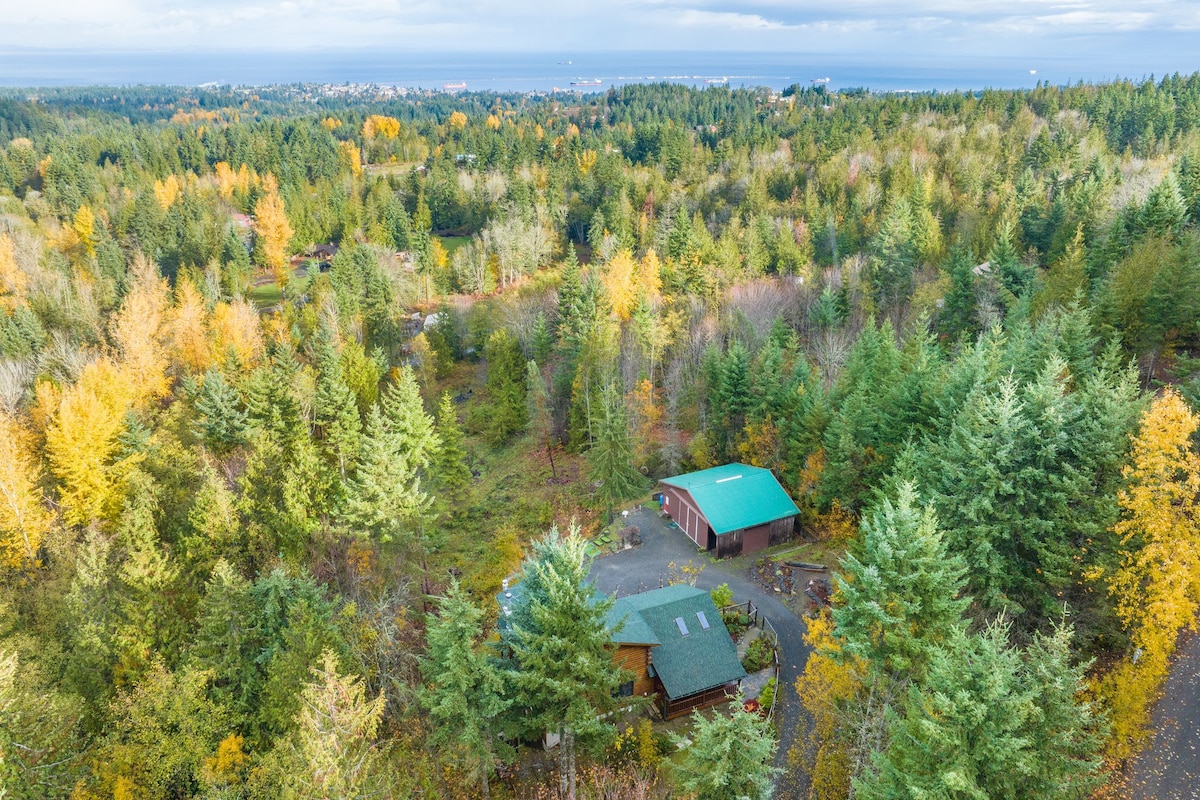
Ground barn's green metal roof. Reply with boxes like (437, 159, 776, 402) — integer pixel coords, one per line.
(608, 585, 746, 700)
(660, 463, 799, 535)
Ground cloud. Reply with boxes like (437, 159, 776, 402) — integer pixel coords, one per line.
(670, 9, 796, 30)
(0, 0, 1197, 58)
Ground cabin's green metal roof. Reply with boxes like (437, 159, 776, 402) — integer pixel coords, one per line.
(608, 585, 745, 699)
(660, 463, 799, 535)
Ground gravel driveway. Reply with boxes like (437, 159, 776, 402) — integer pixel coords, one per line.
(589, 506, 813, 798)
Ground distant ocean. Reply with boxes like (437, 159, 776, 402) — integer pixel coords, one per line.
(0, 50, 1181, 92)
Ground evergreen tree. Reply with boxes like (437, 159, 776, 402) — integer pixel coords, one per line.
(506, 527, 626, 800)
(1139, 172, 1189, 238)
(988, 220, 1035, 307)
(420, 581, 510, 799)
(220, 227, 252, 297)
(483, 329, 528, 445)
(239, 347, 325, 554)
(1032, 226, 1089, 319)
(834, 483, 968, 678)
(714, 339, 752, 459)
(342, 404, 431, 541)
(867, 198, 917, 317)
(588, 384, 646, 519)
(432, 391, 472, 512)
(674, 694, 779, 800)
(281, 650, 389, 799)
(190, 368, 246, 452)
(938, 245, 979, 341)
(312, 326, 363, 484)
(115, 472, 179, 676)
(856, 620, 1103, 800)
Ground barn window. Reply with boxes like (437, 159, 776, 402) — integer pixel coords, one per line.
(675, 617, 690, 636)
(696, 611, 710, 630)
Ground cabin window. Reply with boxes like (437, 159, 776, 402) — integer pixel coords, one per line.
(619, 680, 634, 697)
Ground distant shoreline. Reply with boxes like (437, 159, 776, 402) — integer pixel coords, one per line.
(0, 50, 1173, 93)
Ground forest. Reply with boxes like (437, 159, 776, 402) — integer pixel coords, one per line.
(3, 73, 1200, 798)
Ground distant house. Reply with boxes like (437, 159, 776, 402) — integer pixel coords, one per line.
(658, 464, 799, 558)
(496, 582, 746, 721)
(306, 243, 339, 262)
(608, 584, 747, 720)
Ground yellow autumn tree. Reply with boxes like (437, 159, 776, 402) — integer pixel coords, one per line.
(0, 233, 27, 311)
(575, 149, 597, 176)
(795, 611, 860, 800)
(209, 299, 264, 368)
(0, 410, 52, 569)
(602, 249, 638, 320)
(110, 256, 171, 407)
(252, 187, 294, 287)
(486, 114, 501, 131)
(630, 378, 660, 464)
(153, 174, 182, 210)
(362, 115, 401, 140)
(1096, 388, 1200, 762)
(339, 140, 363, 177)
(44, 359, 141, 528)
(637, 248, 663, 301)
(320, 117, 343, 131)
(448, 111, 468, 130)
(72, 206, 97, 258)
(213, 162, 254, 201)
(166, 276, 211, 375)
(1110, 388, 1200, 655)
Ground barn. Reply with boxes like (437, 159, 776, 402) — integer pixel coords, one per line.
(658, 464, 799, 558)
(608, 584, 747, 719)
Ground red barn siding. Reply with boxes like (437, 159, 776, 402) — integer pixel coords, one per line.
(659, 479, 797, 558)
(742, 524, 770, 555)
(662, 486, 707, 549)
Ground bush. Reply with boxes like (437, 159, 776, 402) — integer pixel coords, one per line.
(723, 611, 751, 640)
(742, 634, 775, 673)
(711, 582, 734, 609)
(759, 677, 777, 712)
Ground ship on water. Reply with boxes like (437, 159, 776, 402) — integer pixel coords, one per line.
(443, 81, 467, 90)
(570, 78, 602, 86)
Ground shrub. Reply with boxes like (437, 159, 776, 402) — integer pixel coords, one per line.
(742, 634, 775, 673)
(759, 677, 777, 712)
(711, 582, 734, 609)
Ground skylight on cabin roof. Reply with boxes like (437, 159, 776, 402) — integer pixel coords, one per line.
(696, 611, 710, 630)
(675, 617, 690, 636)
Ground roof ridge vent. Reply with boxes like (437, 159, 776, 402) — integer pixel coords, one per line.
(714, 474, 742, 483)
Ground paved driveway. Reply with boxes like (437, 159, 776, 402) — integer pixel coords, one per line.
(589, 506, 812, 797)
(1127, 631, 1200, 799)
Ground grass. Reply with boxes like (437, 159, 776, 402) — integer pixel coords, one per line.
(423, 361, 598, 597)
(362, 161, 422, 176)
(246, 282, 283, 308)
(718, 537, 845, 576)
(246, 267, 314, 310)
(435, 234, 472, 254)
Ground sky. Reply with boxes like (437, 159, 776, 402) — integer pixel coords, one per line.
(2, 0, 1199, 70)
